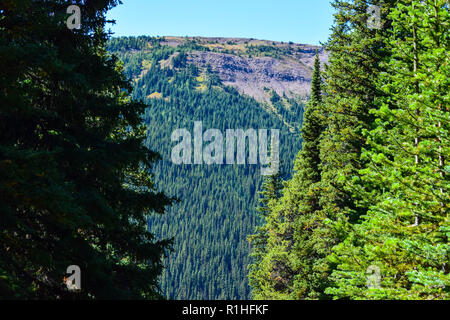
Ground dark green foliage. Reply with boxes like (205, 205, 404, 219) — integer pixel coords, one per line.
(247, 168, 284, 298)
(0, 0, 173, 299)
(248, 53, 326, 299)
(326, 0, 449, 299)
(3, 0, 446, 301)
(249, 0, 449, 300)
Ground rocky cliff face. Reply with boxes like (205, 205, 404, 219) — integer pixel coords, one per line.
(187, 51, 314, 102)
(160, 36, 328, 103)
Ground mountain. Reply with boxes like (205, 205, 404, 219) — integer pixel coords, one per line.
(159, 37, 328, 103)
(107, 36, 324, 299)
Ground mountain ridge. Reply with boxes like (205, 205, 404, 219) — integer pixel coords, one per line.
(162, 36, 328, 103)
(112, 36, 328, 105)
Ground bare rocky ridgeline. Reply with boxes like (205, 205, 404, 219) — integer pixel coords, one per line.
(160, 36, 328, 103)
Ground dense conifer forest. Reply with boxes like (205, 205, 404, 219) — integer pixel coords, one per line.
(0, 0, 448, 301)
(249, 0, 449, 300)
(107, 36, 305, 299)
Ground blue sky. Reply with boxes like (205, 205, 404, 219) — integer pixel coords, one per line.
(106, 0, 335, 45)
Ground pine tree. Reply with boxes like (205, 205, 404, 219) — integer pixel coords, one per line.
(319, 0, 394, 225)
(326, 0, 449, 299)
(248, 169, 284, 299)
(0, 0, 173, 299)
(248, 52, 327, 299)
(286, 52, 327, 299)
(292, 0, 396, 300)
(258, 0, 396, 300)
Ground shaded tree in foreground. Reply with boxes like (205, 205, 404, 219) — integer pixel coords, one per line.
(0, 0, 173, 299)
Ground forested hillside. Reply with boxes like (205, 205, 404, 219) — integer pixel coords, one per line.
(107, 36, 319, 299)
(250, 0, 449, 300)
(1, 0, 447, 302)
(0, 0, 174, 299)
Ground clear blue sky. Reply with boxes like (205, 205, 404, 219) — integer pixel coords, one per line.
(106, 0, 335, 45)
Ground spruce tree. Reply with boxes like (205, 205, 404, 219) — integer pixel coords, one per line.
(302, 0, 396, 300)
(0, 0, 173, 299)
(248, 169, 284, 299)
(326, 0, 449, 299)
(286, 52, 327, 299)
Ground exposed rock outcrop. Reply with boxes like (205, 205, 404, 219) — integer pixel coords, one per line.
(167, 37, 328, 103)
(187, 51, 326, 102)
